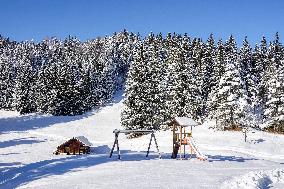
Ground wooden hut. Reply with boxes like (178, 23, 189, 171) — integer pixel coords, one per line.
(54, 136, 91, 155)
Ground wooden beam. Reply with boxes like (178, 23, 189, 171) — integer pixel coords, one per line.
(113, 129, 154, 134)
(146, 133, 153, 157)
(109, 133, 119, 158)
(183, 127, 186, 158)
(116, 133, 120, 159)
(153, 133, 161, 159)
(179, 125, 182, 159)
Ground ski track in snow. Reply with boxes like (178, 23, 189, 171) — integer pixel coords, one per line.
(0, 91, 284, 189)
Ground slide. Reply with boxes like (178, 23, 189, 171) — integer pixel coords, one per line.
(187, 137, 207, 161)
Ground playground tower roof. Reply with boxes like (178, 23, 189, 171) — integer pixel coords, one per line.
(170, 117, 199, 127)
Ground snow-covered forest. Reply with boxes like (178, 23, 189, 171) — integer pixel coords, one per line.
(122, 32, 283, 133)
(0, 31, 283, 133)
(0, 30, 137, 115)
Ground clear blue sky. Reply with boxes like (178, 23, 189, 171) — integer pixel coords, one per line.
(0, 0, 283, 45)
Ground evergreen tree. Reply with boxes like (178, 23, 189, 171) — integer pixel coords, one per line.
(188, 37, 203, 120)
(212, 36, 249, 129)
(264, 33, 284, 132)
(207, 39, 225, 119)
(52, 36, 82, 115)
(0, 37, 15, 109)
(201, 34, 216, 118)
(122, 34, 166, 131)
(14, 42, 37, 114)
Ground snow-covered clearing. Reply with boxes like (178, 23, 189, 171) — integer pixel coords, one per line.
(0, 92, 284, 189)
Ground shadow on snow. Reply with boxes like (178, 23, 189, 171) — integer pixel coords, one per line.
(0, 137, 45, 148)
(207, 154, 258, 162)
(0, 144, 259, 188)
(0, 145, 160, 188)
(0, 111, 97, 134)
(0, 90, 123, 134)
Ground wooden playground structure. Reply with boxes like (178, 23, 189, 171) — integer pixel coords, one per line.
(109, 129, 161, 159)
(109, 117, 206, 161)
(169, 117, 207, 160)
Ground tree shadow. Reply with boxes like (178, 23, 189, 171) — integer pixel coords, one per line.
(0, 137, 45, 148)
(0, 152, 21, 156)
(0, 147, 261, 188)
(0, 162, 22, 173)
(251, 138, 265, 144)
(207, 155, 258, 162)
(0, 162, 22, 167)
(0, 147, 160, 189)
(0, 89, 125, 134)
(0, 108, 101, 134)
(111, 89, 124, 103)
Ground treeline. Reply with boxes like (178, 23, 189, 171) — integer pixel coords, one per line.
(1, 31, 283, 132)
(0, 31, 138, 115)
(122, 32, 284, 132)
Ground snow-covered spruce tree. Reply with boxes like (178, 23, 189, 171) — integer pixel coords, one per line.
(79, 59, 95, 111)
(239, 37, 259, 127)
(239, 37, 254, 102)
(263, 62, 284, 132)
(207, 39, 225, 120)
(258, 36, 269, 115)
(200, 34, 216, 118)
(212, 36, 249, 130)
(35, 38, 65, 114)
(51, 36, 82, 116)
(164, 33, 197, 121)
(111, 30, 138, 90)
(35, 39, 55, 113)
(0, 37, 16, 110)
(14, 42, 37, 114)
(121, 41, 147, 131)
(81, 38, 105, 107)
(165, 33, 183, 119)
(263, 33, 284, 132)
(122, 33, 166, 132)
(38, 36, 82, 116)
(96, 36, 118, 102)
(146, 33, 168, 129)
(250, 38, 267, 121)
(188, 37, 203, 120)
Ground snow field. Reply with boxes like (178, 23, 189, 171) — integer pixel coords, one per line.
(0, 95, 284, 188)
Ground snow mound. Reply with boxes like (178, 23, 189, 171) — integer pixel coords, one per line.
(221, 169, 284, 189)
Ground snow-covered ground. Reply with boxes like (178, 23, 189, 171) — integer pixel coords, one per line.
(0, 91, 284, 189)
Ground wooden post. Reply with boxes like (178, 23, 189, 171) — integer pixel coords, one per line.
(173, 124, 175, 156)
(116, 133, 120, 159)
(153, 133, 161, 158)
(183, 127, 186, 158)
(109, 132, 119, 158)
(243, 128, 247, 142)
(146, 132, 161, 158)
(146, 133, 153, 157)
(179, 125, 182, 159)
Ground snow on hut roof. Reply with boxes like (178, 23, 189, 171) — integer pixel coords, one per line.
(75, 136, 93, 146)
(174, 117, 199, 127)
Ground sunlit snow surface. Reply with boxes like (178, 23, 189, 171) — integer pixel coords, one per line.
(0, 91, 284, 189)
